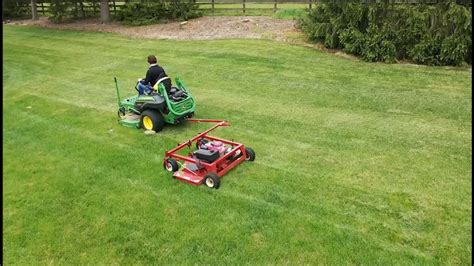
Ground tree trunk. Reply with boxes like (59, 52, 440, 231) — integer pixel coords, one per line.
(31, 0, 38, 20)
(100, 0, 110, 23)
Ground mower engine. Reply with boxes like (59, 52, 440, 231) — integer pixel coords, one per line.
(168, 87, 188, 102)
(198, 140, 233, 157)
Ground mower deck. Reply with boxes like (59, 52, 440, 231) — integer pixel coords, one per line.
(173, 168, 205, 186)
(164, 119, 255, 189)
(118, 113, 140, 128)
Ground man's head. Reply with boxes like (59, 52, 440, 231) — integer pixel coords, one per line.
(147, 55, 157, 65)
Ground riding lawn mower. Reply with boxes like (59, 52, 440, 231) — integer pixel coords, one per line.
(114, 76, 195, 132)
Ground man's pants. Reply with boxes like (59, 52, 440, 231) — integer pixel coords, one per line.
(137, 82, 153, 95)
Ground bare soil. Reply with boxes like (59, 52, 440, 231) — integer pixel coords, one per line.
(7, 16, 298, 40)
(5, 16, 361, 61)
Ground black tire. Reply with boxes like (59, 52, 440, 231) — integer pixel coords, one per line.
(204, 172, 221, 189)
(245, 147, 255, 161)
(164, 158, 179, 172)
(117, 107, 126, 118)
(195, 138, 209, 150)
(140, 110, 165, 132)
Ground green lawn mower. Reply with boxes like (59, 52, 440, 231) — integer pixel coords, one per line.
(114, 77, 195, 132)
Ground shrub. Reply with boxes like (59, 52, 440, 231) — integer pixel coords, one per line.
(361, 24, 397, 63)
(115, 2, 167, 25)
(440, 35, 469, 66)
(48, 0, 96, 23)
(168, 1, 201, 20)
(339, 27, 365, 55)
(46, 0, 200, 25)
(49, 0, 73, 23)
(409, 36, 442, 65)
(2, 0, 31, 19)
(116, 1, 201, 26)
(298, 1, 472, 66)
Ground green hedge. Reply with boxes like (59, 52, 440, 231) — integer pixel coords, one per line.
(2, 0, 31, 19)
(299, 1, 472, 66)
(115, 1, 202, 26)
(48, 0, 101, 23)
(46, 0, 201, 25)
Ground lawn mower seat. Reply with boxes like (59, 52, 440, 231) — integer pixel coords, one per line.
(153, 75, 172, 93)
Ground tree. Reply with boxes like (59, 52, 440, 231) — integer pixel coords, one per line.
(100, 0, 110, 23)
(31, 0, 38, 20)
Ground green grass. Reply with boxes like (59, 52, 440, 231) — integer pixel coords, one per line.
(198, 2, 309, 16)
(3, 25, 472, 264)
(272, 8, 307, 19)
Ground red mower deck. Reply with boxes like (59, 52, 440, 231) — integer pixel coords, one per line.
(163, 119, 255, 189)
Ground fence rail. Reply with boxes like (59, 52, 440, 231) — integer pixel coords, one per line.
(30, 1, 315, 16)
(5, 0, 469, 19)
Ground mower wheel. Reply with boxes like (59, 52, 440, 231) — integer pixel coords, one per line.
(164, 158, 179, 172)
(245, 147, 256, 161)
(117, 107, 126, 118)
(204, 173, 221, 189)
(140, 110, 165, 132)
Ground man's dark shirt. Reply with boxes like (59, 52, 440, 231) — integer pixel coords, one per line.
(141, 64, 166, 86)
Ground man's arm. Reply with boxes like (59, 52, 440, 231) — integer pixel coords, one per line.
(141, 69, 152, 85)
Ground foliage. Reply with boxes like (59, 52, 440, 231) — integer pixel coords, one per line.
(49, 0, 73, 23)
(409, 35, 443, 65)
(299, 1, 472, 66)
(46, 0, 200, 25)
(2, 0, 31, 19)
(48, 0, 101, 23)
(115, 1, 202, 26)
(339, 27, 365, 54)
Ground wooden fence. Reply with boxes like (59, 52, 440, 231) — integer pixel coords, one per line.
(33, 1, 313, 16)
(16, 0, 468, 18)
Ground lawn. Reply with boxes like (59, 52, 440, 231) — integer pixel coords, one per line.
(3, 25, 472, 264)
(198, 3, 309, 17)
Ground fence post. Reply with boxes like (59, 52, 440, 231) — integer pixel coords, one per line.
(113, 0, 116, 15)
(41, 1, 45, 15)
(309, 0, 312, 9)
(212, 0, 214, 15)
(273, 0, 277, 12)
(243, 0, 245, 15)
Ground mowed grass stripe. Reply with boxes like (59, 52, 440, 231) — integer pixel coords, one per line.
(3, 25, 471, 264)
(5, 27, 471, 120)
(4, 95, 430, 264)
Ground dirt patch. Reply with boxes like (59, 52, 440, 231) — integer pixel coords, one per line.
(7, 16, 299, 41)
(6, 16, 364, 62)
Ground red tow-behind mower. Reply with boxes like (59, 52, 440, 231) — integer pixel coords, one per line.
(163, 119, 255, 189)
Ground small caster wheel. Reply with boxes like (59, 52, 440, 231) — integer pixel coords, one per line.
(164, 158, 179, 172)
(244, 147, 255, 161)
(204, 172, 221, 189)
